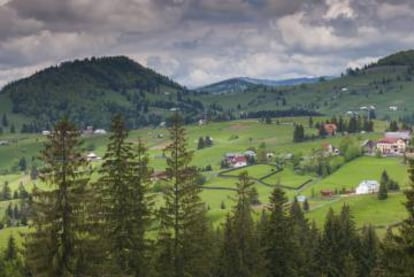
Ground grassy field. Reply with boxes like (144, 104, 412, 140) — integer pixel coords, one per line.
(306, 192, 408, 232)
(262, 168, 313, 188)
(0, 117, 411, 246)
(301, 156, 408, 198)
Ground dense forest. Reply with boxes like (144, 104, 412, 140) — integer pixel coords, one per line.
(0, 114, 413, 277)
(0, 57, 205, 130)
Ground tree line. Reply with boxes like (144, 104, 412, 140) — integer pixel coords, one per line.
(1, 114, 414, 276)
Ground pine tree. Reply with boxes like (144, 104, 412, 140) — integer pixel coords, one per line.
(156, 113, 213, 277)
(2, 234, 25, 277)
(356, 225, 378, 277)
(378, 181, 388, 200)
(303, 198, 310, 212)
(264, 187, 297, 277)
(217, 171, 264, 277)
(197, 136, 205, 150)
(379, 156, 414, 276)
(25, 118, 95, 276)
(308, 116, 313, 128)
(4, 235, 17, 261)
(289, 197, 314, 276)
(317, 205, 360, 277)
(380, 170, 390, 188)
(94, 114, 153, 276)
(2, 113, 8, 127)
(2, 181, 11, 200)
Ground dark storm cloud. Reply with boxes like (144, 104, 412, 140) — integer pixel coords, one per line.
(1, 0, 414, 87)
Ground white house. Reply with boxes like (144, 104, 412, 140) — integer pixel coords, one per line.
(87, 152, 101, 162)
(0, 140, 9, 146)
(356, 180, 379, 195)
(94, 129, 107, 135)
(42, 130, 51, 136)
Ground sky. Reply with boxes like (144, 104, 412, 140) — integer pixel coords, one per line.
(1, 0, 414, 88)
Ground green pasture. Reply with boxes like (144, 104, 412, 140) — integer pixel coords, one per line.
(301, 156, 408, 198)
(261, 168, 313, 188)
(221, 164, 277, 179)
(306, 192, 408, 232)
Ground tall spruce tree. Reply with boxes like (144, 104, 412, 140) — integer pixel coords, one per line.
(156, 113, 212, 277)
(317, 205, 360, 277)
(379, 155, 414, 276)
(25, 118, 95, 276)
(356, 224, 378, 277)
(289, 197, 316, 276)
(94, 114, 153, 276)
(217, 171, 264, 277)
(263, 187, 297, 277)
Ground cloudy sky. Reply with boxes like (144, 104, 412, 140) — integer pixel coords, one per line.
(1, 0, 414, 88)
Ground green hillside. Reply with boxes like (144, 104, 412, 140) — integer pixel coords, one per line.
(0, 56, 204, 131)
(1, 50, 414, 133)
(194, 49, 414, 122)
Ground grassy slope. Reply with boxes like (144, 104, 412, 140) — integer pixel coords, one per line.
(193, 65, 414, 122)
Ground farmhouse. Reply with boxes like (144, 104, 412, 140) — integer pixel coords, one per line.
(230, 156, 247, 168)
(224, 153, 247, 168)
(94, 129, 107, 135)
(376, 138, 406, 155)
(356, 180, 379, 195)
(361, 140, 376, 154)
(322, 143, 340, 155)
(0, 140, 9, 146)
(86, 152, 101, 162)
(320, 189, 334, 197)
(324, 124, 337, 136)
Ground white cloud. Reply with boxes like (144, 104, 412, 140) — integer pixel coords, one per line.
(1, 0, 414, 88)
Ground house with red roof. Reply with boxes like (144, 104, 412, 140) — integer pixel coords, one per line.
(376, 137, 407, 155)
(230, 155, 247, 168)
(324, 124, 337, 136)
(224, 153, 247, 168)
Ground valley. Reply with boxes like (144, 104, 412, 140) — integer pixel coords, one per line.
(0, 116, 410, 247)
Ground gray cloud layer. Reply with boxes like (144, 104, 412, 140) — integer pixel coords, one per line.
(1, 0, 414, 87)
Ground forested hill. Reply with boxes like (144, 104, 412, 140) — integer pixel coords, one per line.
(0, 56, 204, 130)
(376, 50, 414, 67)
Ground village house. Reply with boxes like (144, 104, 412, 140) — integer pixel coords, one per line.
(94, 129, 107, 135)
(356, 180, 379, 195)
(324, 123, 337, 136)
(375, 131, 411, 156)
(322, 143, 340, 155)
(376, 137, 407, 155)
(83, 126, 94, 136)
(224, 153, 247, 168)
(361, 140, 376, 154)
(0, 140, 9, 146)
(86, 152, 101, 162)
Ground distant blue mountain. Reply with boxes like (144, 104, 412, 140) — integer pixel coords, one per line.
(195, 76, 331, 94)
